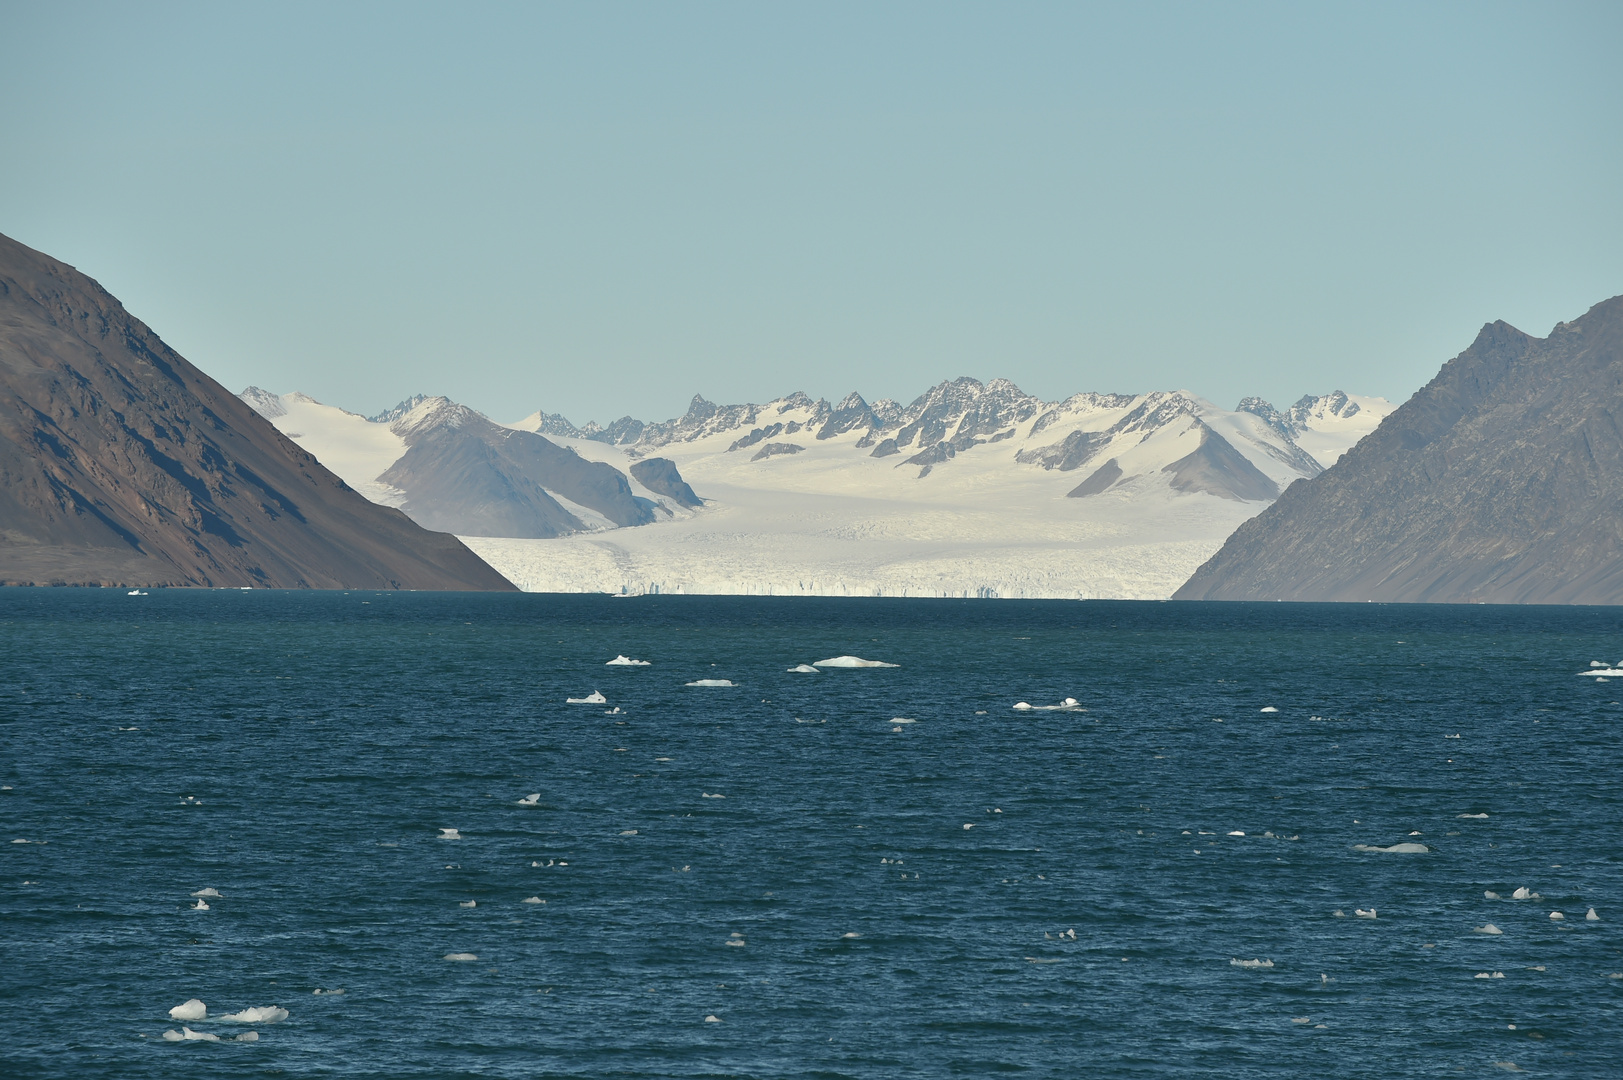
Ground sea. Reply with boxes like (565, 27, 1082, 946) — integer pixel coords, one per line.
(2, 590, 1620, 1078)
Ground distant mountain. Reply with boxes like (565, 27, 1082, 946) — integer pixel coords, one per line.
(1177, 295, 1623, 604)
(0, 232, 514, 589)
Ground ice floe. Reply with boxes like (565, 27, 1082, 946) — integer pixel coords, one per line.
(1353, 843, 1429, 853)
(1511, 886, 1541, 900)
(235, 1031, 259, 1041)
(1012, 697, 1083, 711)
(1578, 667, 1623, 676)
(443, 953, 478, 961)
(522, 896, 544, 904)
(685, 679, 735, 687)
(1475, 924, 1503, 935)
(1474, 971, 1506, 979)
(1355, 908, 1377, 919)
(786, 664, 819, 673)
(606, 655, 650, 666)
(162, 1027, 218, 1042)
(566, 691, 607, 704)
(460, 900, 477, 908)
(1588, 908, 1601, 921)
(813, 656, 898, 668)
(438, 828, 462, 840)
(704, 1014, 722, 1022)
(517, 793, 540, 806)
(218, 1006, 287, 1024)
(1230, 958, 1274, 969)
(190, 899, 210, 910)
(169, 999, 207, 1021)
(1259, 706, 1278, 713)
(311, 988, 345, 994)
(889, 717, 918, 724)
(190, 888, 222, 898)
(1485, 891, 1501, 899)
(701, 792, 725, 798)
(1549, 911, 1564, 920)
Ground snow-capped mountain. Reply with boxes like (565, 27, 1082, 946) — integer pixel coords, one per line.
(242, 379, 1392, 598)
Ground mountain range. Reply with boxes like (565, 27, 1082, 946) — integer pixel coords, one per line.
(243, 379, 1390, 597)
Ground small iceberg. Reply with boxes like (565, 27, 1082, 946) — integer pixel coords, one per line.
(1230, 958, 1274, 969)
(1588, 908, 1601, 921)
(190, 899, 210, 910)
(460, 900, 477, 908)
(704, 1014, 721, 1023)
(1354, 908, 1377, 919)
(813, 656, 898, 668)
(566, 691, 607, 704)
(517, 793, 540, 806)
(1354, 842, 1429, 853)
(889, 717, 918, 724)
(605, 655, 650, 666)
(438, 828, 462, 840)
(522, 896, 544, 904)
(1012, 697, 1084, 711)
(1475, 923, 1503, 935)
(685, 679, 735, 687)
(169, 999, 207, 1021)
(1549, 911, 1564, 920)
(190, 888, 222, 898)
(443, 953, 478, 962)
(162, 1026, 218, 1042)
(1259, 706, 1278, 713)
(1511, 886, 1540, 900)
(787, 664, 820, 673)
(218, 1006, 287, 1024)
(1485, 891, 1501, 899)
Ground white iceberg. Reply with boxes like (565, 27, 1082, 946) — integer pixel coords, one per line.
(517, 793, 540, 806)
(606, 655, 650, 666)
(168, 998, 207, 1021)
(787, 664, 819, 673)
(566, 691, 607, 704)
(813, 656, 898, 668)
(1512, 886, 1540, 900)
(218, 1006, 287, 1024)
(1474, 923, 1503, 935)
(685, 679, 735, 687)
(1588, 908, 1601, 921)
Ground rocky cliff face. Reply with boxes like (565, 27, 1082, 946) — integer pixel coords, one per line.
(1176, 295, 1623, 604)
(0, 232, 515, 589)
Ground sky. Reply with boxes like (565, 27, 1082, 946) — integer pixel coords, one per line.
(2, 2, 1620, 426)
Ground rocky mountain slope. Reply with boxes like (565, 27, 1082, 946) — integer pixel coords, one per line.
(0, 232, 514, 589)
(1176, 295, 1623, 603)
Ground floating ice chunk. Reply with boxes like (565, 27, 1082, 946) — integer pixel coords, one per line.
(1511, 886, 1540, 900)
(1353, 843, 1429, 853)
(1259, 706, 1278, 713)
(605, 655, 650, 666)
(162, 1026, 219, 1041)
(460, 900, 477, 908)
(517, 793, 540, 806)
(190, 888, 222, 898)
(1227, 831, 1245, 837)
(701, 792, 725, 798)
(522, 896, 544, 904)
(443, 953, 478, 961)
(236, 1031, 259, 1041)
(438, 828, 461, 840)
(169, 999, 207, 1021)
(619, 829, 638, 835)
(685, 679, 735, 687)
(1475, 924, 1503, 935)
(1354, 908, 1377, 919)
(1485, 891, 1501, 899)
(191, 899, 210, 910)
(889, 717, 918, 724)
(725, 938, 745, 947)
(1458, 813, 1489, 819)
(787, 664, 819, 673)
(1292, 1017, 1311, 1024)
(566, 691, 607, 704)
(1579, 667, 1623, 676)
(704, 1014, 721, 1022)
(1587, 908, 1600, 921)
(813, 656, 898, 668)
(219, 1006, 287, 1024)
(1230, 958, 1274, 969)
(962, 823, 974, 830)
(1549, 911, 1564, 920)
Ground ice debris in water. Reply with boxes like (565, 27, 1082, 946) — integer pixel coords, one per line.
(1485, 891, 1501, 899)
(1230, 958, 1274, 969)
(1355, 908, 1377, 919)
(190, 888, 222, 898)
(162, 1027, 219, 1042)
(701, 792, 725, 798)
(517, 793, 540, 806)
(1353, 843, 1429, 853)
(566, 691, 607, 704)
(1259, 706, 1278, 713)
(1475, 924, 1503, 935)
(169, 999, 207, 1021)
(1474, 971, 1506, 979)
(1012, 697, 1083, 711)
(460, 900, 477, 908)
(1511, 886, 1540, 900)
(190, 899, 210, 910)
(219, 1006, 287, 1024)
(685, 679, 735, 687)
(704, 1014, 722, 1022)
(522, 896, 544, 904)
(438, 828, 461, 840)
(813, 656, 898, 668)
(787, 664, 820, 673)
(605, 655, 650, 666)
(1588, 908, 1601, 921)
(1549, 911, 1564, 920)
(890, 717, 918, 724)
(443, 953, 478, 962)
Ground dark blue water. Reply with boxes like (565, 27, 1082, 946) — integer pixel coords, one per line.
(2, 591, 1620, 1077)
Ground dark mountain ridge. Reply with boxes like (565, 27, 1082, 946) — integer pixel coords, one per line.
(1176, 294, 1623, 604)
(0, 232, 514, 589)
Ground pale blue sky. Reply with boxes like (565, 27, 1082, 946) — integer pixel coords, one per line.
(3, 2, 1619, 425)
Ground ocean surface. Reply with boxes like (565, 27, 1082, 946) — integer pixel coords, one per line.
(2, 591, 1620, 1078)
